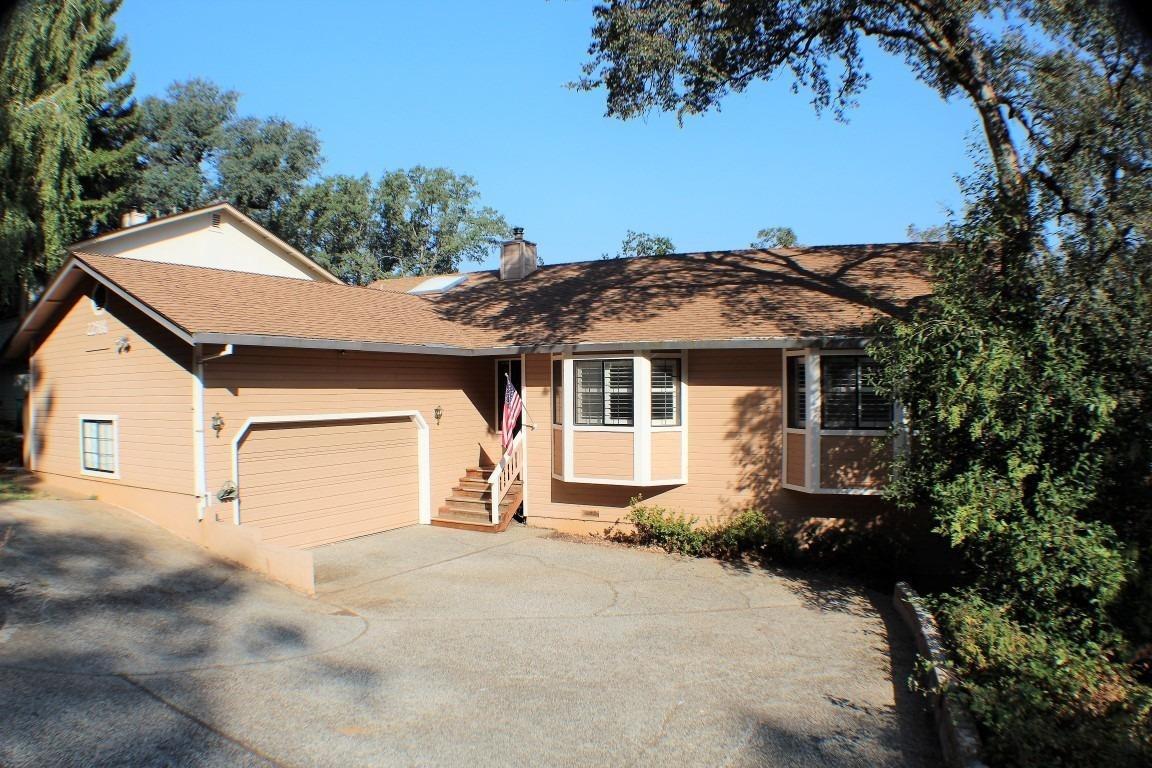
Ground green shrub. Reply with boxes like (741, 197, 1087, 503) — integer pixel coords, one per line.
(706, 507, 799, 563)
(617, 500, 799, 563)
(622, 500, 709, 556)
(939, 592, 1152, 767)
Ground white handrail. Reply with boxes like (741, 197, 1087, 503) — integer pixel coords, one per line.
(487, 430, 524, 525)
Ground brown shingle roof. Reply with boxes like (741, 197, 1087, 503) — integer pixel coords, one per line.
(74, 244, 935, 351)
(374, 245, 934, 346)
(74, 253, 488, 348)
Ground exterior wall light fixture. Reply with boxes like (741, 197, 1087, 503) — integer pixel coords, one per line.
(433, 406, 444, 425)
(211, 413, 225, 435)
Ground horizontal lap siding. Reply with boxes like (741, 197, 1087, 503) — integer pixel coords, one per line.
(785, 432, 806, 487)
(201, 348, 495, 527)
(650, 430, 682, 481)
(526, 350, 788, 527)
(820, 435, 887, 490)
(238, 418, 419, 548)
(29, 289, 195, 505)
(573, 431, 634, 480)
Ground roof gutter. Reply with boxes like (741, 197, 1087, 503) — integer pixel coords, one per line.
(189, 333, 872, 356)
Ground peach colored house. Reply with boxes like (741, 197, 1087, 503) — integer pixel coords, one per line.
(5, 203, 932, 592)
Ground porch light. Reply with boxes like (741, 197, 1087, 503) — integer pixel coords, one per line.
(211, 413, 225, 435)
(433, 406, 444, 425)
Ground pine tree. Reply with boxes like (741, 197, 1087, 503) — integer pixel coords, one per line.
(0, 0, 138, 313)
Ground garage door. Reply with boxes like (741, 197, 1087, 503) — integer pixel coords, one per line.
(237, 416, 420, 548)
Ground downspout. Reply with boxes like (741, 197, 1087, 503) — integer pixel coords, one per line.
(194, 344, 233, 520)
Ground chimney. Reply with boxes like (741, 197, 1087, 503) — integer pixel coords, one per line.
(500, 226, 538, 281)
(120, 210, 149, 228)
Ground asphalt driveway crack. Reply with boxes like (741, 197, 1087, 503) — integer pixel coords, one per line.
(117, 674, 292, 767)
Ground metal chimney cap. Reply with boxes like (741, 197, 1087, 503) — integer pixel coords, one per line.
(512, 226, 525, 240)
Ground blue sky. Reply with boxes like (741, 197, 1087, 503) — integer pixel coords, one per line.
(116, 0, 978, 269)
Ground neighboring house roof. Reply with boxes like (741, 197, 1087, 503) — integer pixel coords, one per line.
(69, 201, 343, 284)
(6, 244, 936, 359)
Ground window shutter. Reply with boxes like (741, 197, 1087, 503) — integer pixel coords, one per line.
(786, 357, 806, 428)
(651, 359, 679, 426)
(603, 360, 634, 426)
(574, 361, 604, 425)
(821, 357, 859, 429)
(858, 359, 892, 428)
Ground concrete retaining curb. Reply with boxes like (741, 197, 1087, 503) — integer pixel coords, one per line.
(893, 582, 989, 768)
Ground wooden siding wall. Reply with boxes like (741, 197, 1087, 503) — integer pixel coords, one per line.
(572, 431, 634, 480)
(650, 430, 682, 481)
(523, 349, 888, 532)
(785, 432, 806, 487)
(28, 288, 197, 527)
(201, 347, 497, 526)
(820, 434, 887, 490)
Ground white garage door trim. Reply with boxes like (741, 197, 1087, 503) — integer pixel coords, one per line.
(230, 411, 431, 527)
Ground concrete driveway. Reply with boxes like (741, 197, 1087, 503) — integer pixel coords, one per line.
(0, 498, 941, 767)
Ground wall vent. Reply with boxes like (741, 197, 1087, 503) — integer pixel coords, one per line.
(210, 212, 222, 228)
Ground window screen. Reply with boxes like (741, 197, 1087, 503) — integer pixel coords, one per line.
(81, 419, 116, 473)
(574, 360, 634, 426)
(651, 358, 680, 426)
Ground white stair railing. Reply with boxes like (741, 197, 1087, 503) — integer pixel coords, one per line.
(487, 431, 524, 525)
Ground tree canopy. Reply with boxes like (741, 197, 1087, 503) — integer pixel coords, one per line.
(373, 166, 509, 277)
(0, 0, 138, 310)
(605, 230, 676, 259)
(750, 226, 799, 248)
(582, 1, 1152, 763)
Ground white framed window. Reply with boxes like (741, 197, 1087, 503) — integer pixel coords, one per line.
(651, 358, 681, 426)
(821, 355, 893, 430)
(80, 416, 119, 477)
(574, 359, 634, 426)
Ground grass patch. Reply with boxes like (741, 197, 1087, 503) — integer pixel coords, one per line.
(0, 475, 33, 501)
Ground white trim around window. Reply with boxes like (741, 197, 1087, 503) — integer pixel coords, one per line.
(79, 415, 120, 479)
(551, 351, 687, 486)
(781, 348, 893, 496)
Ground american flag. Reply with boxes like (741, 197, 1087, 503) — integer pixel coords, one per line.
(501, 375, 523, 453)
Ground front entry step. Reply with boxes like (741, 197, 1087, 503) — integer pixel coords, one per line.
(431, 465, 522, 533)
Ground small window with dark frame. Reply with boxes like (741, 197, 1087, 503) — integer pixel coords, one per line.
(820, 356, 892, 430)
(651, 358, 681, 426)
(786, 356, 806, 429)
(81, 419, 117, 473)
(574, 359, 634, 426)
(552, 359, 563, 425)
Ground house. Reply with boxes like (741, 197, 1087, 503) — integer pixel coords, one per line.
(4, 203, 933, 592)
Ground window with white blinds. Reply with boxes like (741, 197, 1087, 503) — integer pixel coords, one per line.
(820, 356, 892, 429)
(786, 356, 806, 428)
(81, 419, 117, 473)
(574, 360, 634, 426)
(651, 358, 680, 426)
